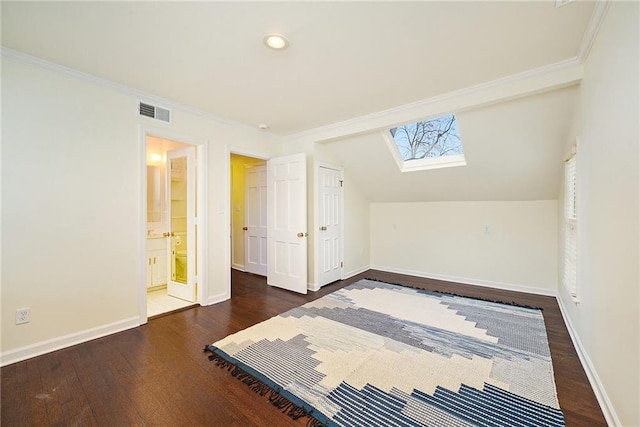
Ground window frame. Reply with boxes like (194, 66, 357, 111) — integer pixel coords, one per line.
(382, 114, 467, 173)
(563, 148, 578, 300)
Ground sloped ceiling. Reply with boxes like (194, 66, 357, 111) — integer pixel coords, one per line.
(320, 86, 578, 202)
(2, 1, 596, 202)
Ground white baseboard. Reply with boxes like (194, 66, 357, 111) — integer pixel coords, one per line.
(369, 265, 558, 297)
(343, 264, 371, 280)
(1, 316, 140, 367)
(307, 264, 372, 292)
(206, 291, 230, 306)
(557, 297, 620, 426)
(231, 264, 245, 272)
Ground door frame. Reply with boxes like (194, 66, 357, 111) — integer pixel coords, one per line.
(226, 147, 270, 299)
(139, 127, 208, 323)
(313, 161, 345, 290)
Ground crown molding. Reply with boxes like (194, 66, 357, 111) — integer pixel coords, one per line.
(285, 57, 583, 144)
(0, 47, 273, 137)
(577, 1, 611, 64)
(2, 1, 609, 143)
(284, 1, 610, 144)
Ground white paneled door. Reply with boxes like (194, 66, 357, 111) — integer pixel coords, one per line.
(244, 164, 267, 276)
(318, 166, 343, 286)
(267, 153, 307, 294)
(166, 147, 197, 302)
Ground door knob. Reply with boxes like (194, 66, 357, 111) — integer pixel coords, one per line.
(297, 232, 308, 238)
(319, 226, 327, 231)
(242, 227, 248, 231)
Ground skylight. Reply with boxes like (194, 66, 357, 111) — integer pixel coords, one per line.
(385, 114, 466, 172)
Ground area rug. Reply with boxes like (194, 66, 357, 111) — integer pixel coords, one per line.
(205, 279, 565, 426)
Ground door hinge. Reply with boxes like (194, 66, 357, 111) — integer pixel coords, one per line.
(339, 180, 344, 187)
(340, 261, 343, 268)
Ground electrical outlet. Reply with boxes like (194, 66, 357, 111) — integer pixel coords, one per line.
(16, 308, 30, 325)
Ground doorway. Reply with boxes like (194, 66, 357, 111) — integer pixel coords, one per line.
(142, 130, 207, 319)
(230, 153, 267, 278)
(229, 151, 310, 296)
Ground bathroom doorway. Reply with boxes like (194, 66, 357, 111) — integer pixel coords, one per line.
(143, 131, 206, 318)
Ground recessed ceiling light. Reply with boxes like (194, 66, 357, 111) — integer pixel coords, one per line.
(258, 124, 269, 130)
(264, 34, 289, 50)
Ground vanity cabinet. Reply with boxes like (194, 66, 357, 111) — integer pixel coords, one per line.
(147, 237, 168, 288)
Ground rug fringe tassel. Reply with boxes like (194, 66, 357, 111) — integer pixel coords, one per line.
(204, 346, 326, 426)
(363, 277, 543, 310)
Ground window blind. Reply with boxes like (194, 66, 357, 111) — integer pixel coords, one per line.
(564, 154, 577, 297)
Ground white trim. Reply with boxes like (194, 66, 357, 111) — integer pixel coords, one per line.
(228, 147, 270, 162)
(1, 0, 608, 144)
(400, 154, 466, 172)
(284, 2, 608, 144)
(381, 130, 467, 173)
(285, 59, 582, 143)
(139, 128, 149, 323)
(382, 130, 409, 171)
(563, 152, 578, 299)
(343, 264, 371, 280)
(1, 317, 140, 367)
(231, 263, 246, 272)
(196, 144, 209, 307)
(308, 282, 321, 292)
(557, 296, 621, 426)
(0, 47, 271, 137)
(140, 127, 209, 317)
(576, 1, 611, 64)
(370, 265, 558, 297)
(308, 265, 371, 292)
(206, 292, 230, 307)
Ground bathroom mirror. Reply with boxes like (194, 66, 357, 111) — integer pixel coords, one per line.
(147, 165, 162, 223)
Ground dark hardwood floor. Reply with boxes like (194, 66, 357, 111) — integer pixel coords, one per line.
(1, 270, 606, 426)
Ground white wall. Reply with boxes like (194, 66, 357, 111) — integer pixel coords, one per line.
(371, 201, 558, 293)
(558, 2, 639, 425)
(1, 56, 281, 363)
(342, 171, 370, 277)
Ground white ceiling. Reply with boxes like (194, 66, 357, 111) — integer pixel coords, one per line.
(2, 1, 599, 202)
(2, 1, 595, 136)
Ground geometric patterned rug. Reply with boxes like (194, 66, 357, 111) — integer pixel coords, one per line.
(206, 279, 565, 426)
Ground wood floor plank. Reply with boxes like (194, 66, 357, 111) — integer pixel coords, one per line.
(23, 358, 49, 426)
(1, 363, 28, 426)
(55, 349, 99, 427)
(1, 269, 606, 426)
(36, 353, 65, 426)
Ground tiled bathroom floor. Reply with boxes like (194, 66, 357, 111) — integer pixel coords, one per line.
(147, 287, 195, 317)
